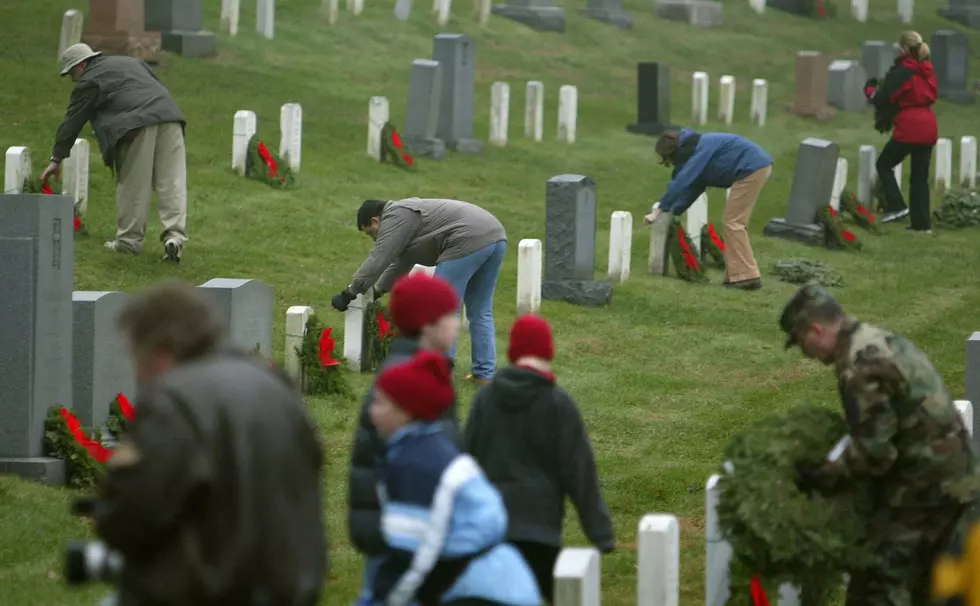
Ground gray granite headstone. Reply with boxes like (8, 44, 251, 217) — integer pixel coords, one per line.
(197, 278, 275, 357)
(940, 0, 980, 29)
(966, 332, 980, 444)
(827, 60, 868, 112)
(542, 175, 613, 307)
(861, 41, 895, 80)
(0, 194, 74, 485)
(580, 0, 633, 28)
(655, 0, 724, 27)
(492, 0, 567, 32)
(403, 59, 446, 160)
(931, 30, 976, 104)
(72, 291, 135, 429)
(627, 63, 677, 137)
(763, 138, 839, 247)
(432, 34, 483, 155)
(145, 0, 216, 57)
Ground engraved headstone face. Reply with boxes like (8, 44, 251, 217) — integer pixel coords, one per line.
(785, 138, 840, 225)
(72, 291, 135, 428)
(197, 278, 275, 357)
(827, 60, 868, 112)
(931, 30, 975, 103)
(404, 59, 442, 141)
(544, 174, 598, 282)
(89, 0, 146, 33)
(860, 40, 895, 80)
(637, 63, 671, 126)
(145, 0, 204, 31)
(792, 51, 831, 117)
(432, 34, 482, 153)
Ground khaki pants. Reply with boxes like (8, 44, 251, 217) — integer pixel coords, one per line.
(114, 123, 188, 253)
(723, 164, 771, 283)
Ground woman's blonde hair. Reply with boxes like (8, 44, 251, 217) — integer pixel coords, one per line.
(898, 30, 930, 60)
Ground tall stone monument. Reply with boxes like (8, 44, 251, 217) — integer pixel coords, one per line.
(763, 138, 840, 247)
(627, 63, 677, 136)
(940, 0, 980, 28)
(403, 59, 446, 160)
(931, 30, 976, 104)
(145, 0, 217, 57)
(83, 0, 161, 62)
(791, 51, 835, 121)
(431, 34, 483, 154)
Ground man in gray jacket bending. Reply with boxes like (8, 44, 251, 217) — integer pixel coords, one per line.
(331, 198, 507, 384)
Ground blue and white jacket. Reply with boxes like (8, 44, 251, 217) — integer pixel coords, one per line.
(373, 422, 542, 606)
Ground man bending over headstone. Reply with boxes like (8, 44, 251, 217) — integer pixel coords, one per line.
(41, 43, 189, 263)
(331, 198, 507, 384)
(644, 129, 773, 291)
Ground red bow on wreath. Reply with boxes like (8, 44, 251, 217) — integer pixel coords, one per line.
(854, 202, 876, 224)
(676, 225, 701, 270)
(827, 207, 858, 242)
(59, 408, 113, 463)
(318, 328, 341, 367)
(377, 311, 396, 338)
(256, 141, 280, 179)
(39, 180, 85, 232)
(390, 128, 414, 167)
(750, 575, 771, 606)
(708, 223, 726, 253)
(115, 393, 136, 421)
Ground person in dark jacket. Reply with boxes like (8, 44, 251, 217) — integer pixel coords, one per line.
(644, 129, 773, 291)
(94, 279, 326, 606)
(41, 43, 188, 262)
(348, 272, 462, 605)
(464, 315, 615, 603)
(865, 31, 938, 232)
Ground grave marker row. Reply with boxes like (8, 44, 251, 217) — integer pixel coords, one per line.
(690, 72, 768, 127)
(230, 105, 303, 174)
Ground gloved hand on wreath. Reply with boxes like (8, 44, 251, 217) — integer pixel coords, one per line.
(331, 289, 356, 312)
(864, 77, 879, 102)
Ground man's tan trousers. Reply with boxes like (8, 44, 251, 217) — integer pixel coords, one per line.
(114, 123, 188, 253)
(723, 164, 772, 283)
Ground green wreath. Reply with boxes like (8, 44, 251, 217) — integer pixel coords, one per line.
(296, 313, 352, 397)
(363, 301, 395, 372)
(699, 222, 726, 269)
(22, 175, 88, 235)
(245, 135, 295, 189)
(44, 407, 108, 489)
(380, 122, 415, 169)
(816, 207, 862, 251)
(667, 217, 708, 282)
(838, 190, 879, 232)
(933, 189, 980, 228)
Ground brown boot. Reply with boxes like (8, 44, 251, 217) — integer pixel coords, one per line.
(723, 277, 763, 291)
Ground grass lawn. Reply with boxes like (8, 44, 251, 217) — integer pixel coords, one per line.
(2, 0, 980, 603)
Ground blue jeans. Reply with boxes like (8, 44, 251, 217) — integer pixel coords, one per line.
(356, 555, 382, 605)
(434, 239, 507, 379)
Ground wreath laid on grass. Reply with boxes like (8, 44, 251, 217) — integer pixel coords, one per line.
(772, 259, 843, 287)
(699, 223, 726, 269)
(44, 394, 136, 489)
(363, 301, 397, 372)
(380, 122, 415, 168)
(668, 217, 708, 283)
(804, 0, 837, 18)
(716, 404, 876, 606)
(816, 206, 862, 250)
(933, 189, 980, 228)
(245, 135, 295, 189)
(837, 190, 878, 232)
(22, 176, 87, 235)
(296, 313, 351, 397)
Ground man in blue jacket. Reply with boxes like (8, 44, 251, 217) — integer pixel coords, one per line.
(644, 129, 773, 291)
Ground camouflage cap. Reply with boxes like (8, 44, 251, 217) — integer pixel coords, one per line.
(779, 281, 841, 349)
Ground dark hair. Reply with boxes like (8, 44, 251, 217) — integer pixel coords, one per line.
(357, 200, 387, 229)
(654, 131, 680, 165)
(117, 279, 225, 362)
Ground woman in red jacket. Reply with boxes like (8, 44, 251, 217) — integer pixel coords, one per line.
(869, 31, 939, 232)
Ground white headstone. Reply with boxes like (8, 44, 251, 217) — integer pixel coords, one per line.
(4, 146, 31, 195)
(749, 79, 767, 127)
(285, 305, 314, 382)
(232, 110, 257, 175)
(554, 547, 601, 606)
(637, 514, 679, 606)
(63, 138, 90, 215)
(692, 72, 709, 126)
(352, 0, 364, 15)
(324, 0, 340, 23)
(525, 81, 544, 142)
(221, 0, 241, 35)
(368, 96, 390, 160)
(517, 238, 542, 316)
(58, 10, 84, 60)
(257, 0, 275, 38)
(648, 205, 670, 276)
(857, 145, 877, 205)
(718, 75, 735, 126)
(935, 137, 952, 191)
(960, 136, 977, 189)
(686, 194, 708, 252)
(851, 0, 867, 21)
(279, 102, 302, 172)
(409, 264, 436, 277)
(344, 289, 374, 372)
(829, 157, 848, 211)
(705, 474, 731, 606)
(558, 85, 578, 144)
(956, 400, 974, 437)
(394, 0, 413, 20)
(607, 211, 633, 283)
(490, 82, 510, 147)
(897, 0, 913, 23)
(749, 0, 765, 13)
(476, 0, 491, 23)
(437, 0, 452, 25)
(346, 0, 353, 11)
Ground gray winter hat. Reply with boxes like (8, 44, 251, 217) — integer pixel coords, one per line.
(60, 43, 102, 76)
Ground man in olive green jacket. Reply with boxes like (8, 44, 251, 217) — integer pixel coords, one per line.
(41, 43, 188, 262)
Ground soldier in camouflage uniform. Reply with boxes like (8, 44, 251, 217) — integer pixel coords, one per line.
(779, 281, 980, 605)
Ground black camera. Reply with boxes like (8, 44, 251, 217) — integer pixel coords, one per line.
(64, 498, 124, 586)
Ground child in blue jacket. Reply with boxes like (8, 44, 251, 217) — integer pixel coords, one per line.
(369, 350, 542, 606)
(644, 128, 773, 291)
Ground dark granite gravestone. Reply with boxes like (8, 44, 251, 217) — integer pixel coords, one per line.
(767, 0, 809, 15)
(197, 278, 275, 357)
(627, 63, 678, 137)
(940, 0, 980, 28)
(492, 0, 566, 32)
(580, 0, 633, 28)
(0, 194, 75, 485)
(144, 0, 216, 57)
(966, 332, 980, 444)
(72, 291, 135, 429)
(432, 34, 483, 155)
(655, 0, 723, 26)
(861, 41, 895, 80)
(931, 30, 976, 104)
(403, 59, 446, 160)
(763, 138, 839, 246)
(827, 60, 868, 112)
(542, 175, 613, 307)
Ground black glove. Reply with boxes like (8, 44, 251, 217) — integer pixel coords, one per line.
(795, 464, 822, 493)
(331, 289, 356, 312)
(371, 286, 384, 301)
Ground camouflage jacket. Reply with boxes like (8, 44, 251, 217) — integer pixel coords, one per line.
(825, 321, 980, 507)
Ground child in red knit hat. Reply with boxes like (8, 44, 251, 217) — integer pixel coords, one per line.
(369, 351, 541, 606)
(349, 272, 463, 606)
(464, 314, 615, 603)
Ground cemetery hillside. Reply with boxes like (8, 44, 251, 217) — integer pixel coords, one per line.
(3, 0, 980, 602)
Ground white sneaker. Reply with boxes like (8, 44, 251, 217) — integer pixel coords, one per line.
(881, 209, 910, 223)
(163, 239, 182, 263)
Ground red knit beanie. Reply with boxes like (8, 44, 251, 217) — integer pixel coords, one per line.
(507, 314, 555, 363)
(376, 351, 454, 421)
(389, 273, 459, 335)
